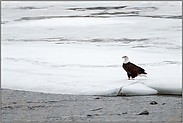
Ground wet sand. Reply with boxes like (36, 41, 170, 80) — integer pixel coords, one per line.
(1, 88, 182, 122)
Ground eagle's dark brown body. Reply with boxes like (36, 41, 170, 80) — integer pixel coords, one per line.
(122, 62, 147, 79)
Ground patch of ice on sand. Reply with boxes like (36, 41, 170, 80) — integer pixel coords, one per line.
(120, 82, 158, 96)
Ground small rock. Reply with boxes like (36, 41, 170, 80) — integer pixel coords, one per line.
(162, 103, 165, 105)
(95, 113, 105, 116)
(3, 106, 13, 109)
(12, 102, 17, 104)
(138, 110, 149, 115)
(91, 108, 103, 111)
(150, 101, 158, 105)
(94, 97, 100, 100)
(122, 112, 127, 114)
(87, 114, 92, 117)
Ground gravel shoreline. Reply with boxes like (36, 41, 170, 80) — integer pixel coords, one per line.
(1, 88, 182, 122)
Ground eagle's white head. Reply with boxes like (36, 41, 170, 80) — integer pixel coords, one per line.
(122, 56, 130, 64)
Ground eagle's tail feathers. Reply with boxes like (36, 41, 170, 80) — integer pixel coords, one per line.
(138, 74, 147, 77)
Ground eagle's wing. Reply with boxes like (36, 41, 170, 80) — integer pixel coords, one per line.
(123, 63, 133, 74)
(129, 62, 145, 74)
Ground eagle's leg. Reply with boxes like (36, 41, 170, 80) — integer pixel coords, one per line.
(130, 73, 136, 80)
(127, 73, 131, 80)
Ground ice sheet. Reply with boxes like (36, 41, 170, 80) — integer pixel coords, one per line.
(2, 42, 182, 96)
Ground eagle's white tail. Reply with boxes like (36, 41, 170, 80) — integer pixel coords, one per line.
(138, 74, 147, 77)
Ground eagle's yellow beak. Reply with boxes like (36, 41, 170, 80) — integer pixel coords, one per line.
(122, 56, 125, 58)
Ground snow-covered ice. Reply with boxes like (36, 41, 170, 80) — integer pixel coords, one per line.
(1, 1, 182, 96)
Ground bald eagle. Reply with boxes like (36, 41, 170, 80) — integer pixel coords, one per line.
(122, 56, 147, 80)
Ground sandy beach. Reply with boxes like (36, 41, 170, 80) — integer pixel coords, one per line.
(1, 88, 182, 122)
